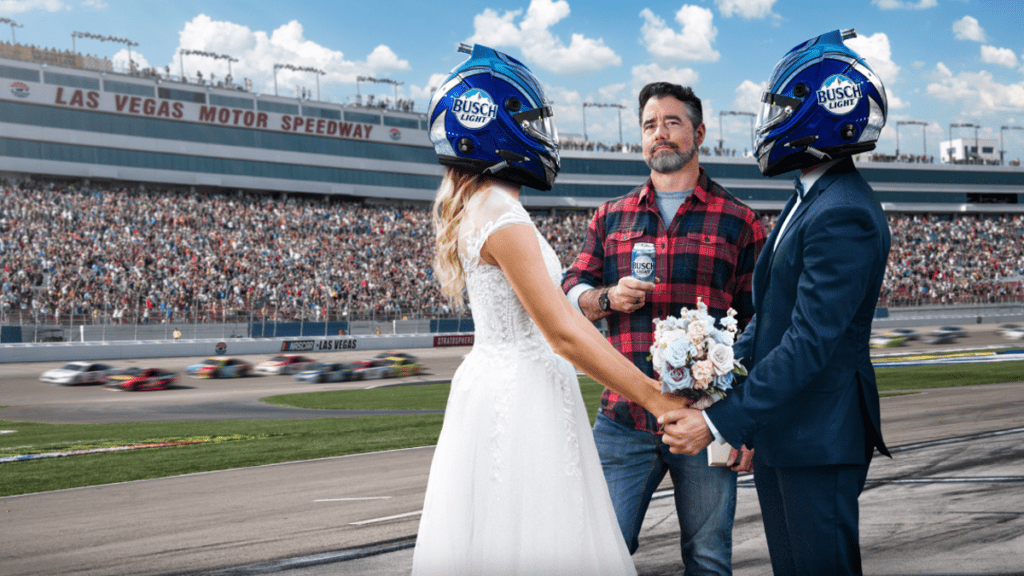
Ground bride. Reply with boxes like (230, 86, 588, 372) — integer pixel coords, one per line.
(411, 44, 689, 575)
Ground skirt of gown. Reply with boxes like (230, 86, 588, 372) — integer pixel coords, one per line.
(410, 343, 637, 576)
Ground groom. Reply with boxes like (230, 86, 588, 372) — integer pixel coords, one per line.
(660, 30, 892, 575)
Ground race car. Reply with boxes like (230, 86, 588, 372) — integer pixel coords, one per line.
(254, 354, 315, 375)
(106, 368, 179, 391)
(351, 358, 395, 380)
(185, 357, 252, 379)
(383, 356, 424, 377)
(39, 361, 118, 385)
(293, 362, 362, 383)
(869, 334, 908, 349)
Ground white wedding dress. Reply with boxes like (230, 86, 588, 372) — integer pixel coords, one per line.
(411, 187, 636, 575)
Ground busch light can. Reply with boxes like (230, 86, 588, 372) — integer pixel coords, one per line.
(631, 243, 656, 282)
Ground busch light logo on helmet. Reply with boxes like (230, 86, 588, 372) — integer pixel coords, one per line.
(452, 88, 497, 130)
(817, 74, 863, 116)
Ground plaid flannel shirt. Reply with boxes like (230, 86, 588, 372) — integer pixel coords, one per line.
(562, 167, 767, 433)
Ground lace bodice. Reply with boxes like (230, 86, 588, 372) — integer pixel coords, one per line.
(459, 186, 563, 348)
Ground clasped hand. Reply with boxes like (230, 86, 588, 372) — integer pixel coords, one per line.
(658, 408, 753, 472)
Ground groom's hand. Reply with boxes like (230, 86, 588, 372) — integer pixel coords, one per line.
(657, 408, 713, 455)
(728, 445, 754, 473)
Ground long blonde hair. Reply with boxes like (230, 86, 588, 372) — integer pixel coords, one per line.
(432, 167, 489, 311)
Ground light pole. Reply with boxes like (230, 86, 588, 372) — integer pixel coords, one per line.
(896, 120, 929, 159)
(949, 122, 979, 164)
(356, 76, 404, 107)
(582, 102, 626, 147)
(276, 64, 326, 99)
(71, 32, 138, 71)
(999, 125, 1024, 166)
(179, 49, 238, 84)
(720, 111, 756, 154)
(0, 18, 22, 43)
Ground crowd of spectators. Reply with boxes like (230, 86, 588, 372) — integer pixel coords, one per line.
(558, 139, 642, 153)
(0, 181, 447, 325)
(883, 213, 1024, 306)
(2, 180, 1023, 326)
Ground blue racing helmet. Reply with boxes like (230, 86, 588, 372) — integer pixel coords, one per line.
(754, 29, 887, 177)
(427, 43, 559, 191)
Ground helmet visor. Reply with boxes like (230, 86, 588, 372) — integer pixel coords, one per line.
(514, 105, 559, 150)
(756, 91, 803, 135)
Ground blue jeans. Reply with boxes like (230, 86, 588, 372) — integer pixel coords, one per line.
(593, 412, 736, 575)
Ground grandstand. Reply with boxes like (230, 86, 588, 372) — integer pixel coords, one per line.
(2, 45, 1024, 341)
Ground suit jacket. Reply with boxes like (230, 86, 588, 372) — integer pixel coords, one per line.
(706, 158, 891, 467)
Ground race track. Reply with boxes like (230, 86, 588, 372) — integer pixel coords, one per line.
(2, 325, 1024, 575)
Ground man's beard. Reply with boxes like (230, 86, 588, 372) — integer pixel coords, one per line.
(645, 142, 697, 174)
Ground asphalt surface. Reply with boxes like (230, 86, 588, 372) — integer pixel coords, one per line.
(2, 325, 1024, 575)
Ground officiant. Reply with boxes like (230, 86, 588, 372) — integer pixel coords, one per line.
(562, 81, 766, 574)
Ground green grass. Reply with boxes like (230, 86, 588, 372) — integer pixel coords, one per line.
(2, 360, 1021, 497)
(260, 379, 609, 421)
(0, 416, 442, 497)
(876, 361, 1024, 390)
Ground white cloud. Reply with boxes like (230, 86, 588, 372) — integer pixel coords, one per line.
(926, 62, 1024, 113)
(846, 32, 900, 87)
(630, 62, 700, 90)
(546, 85, 584, 128)
(598, 83, 627, 101)
(113, 48, 148, 72)
(732, 80, 764, 114)
(81, 0, 107, 8)
(844, 32, 908, 110)
(872, 0, 937, 9)
(466, 0, 621, 75)
(410, 72, 450, 106)
(715, 0, 777, 19)
(640, 6, 720, 62)
(172, 15, 409, 101)
(0, 0, 69, 13)
(980, 45, 1018, 69)
(952, 15, 986, 42)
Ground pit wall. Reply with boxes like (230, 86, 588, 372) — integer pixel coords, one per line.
(0, 333, 475, 364)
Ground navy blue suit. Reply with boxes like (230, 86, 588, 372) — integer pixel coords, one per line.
(706, 158, 890, 575)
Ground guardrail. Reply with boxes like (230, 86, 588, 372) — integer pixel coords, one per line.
(0, 333, 474, 364)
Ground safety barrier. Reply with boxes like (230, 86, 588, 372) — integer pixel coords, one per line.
(0, 333, 474, 364)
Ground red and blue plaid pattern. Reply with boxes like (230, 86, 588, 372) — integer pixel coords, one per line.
(562, 168, 767, 433)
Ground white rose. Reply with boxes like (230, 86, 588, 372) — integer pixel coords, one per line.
(708, 342, 735, 376)
(660, 328, 687, 347)
(651, 345, 665, 373)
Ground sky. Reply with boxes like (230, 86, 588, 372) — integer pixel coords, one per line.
(3, 0, 1024, 161)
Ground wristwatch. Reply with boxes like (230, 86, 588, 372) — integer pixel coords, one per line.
(598, 287, 611, 312)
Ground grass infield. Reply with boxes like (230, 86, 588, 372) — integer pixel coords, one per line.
(1, 361, 1022, 497)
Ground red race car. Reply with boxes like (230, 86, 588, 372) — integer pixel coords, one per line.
(107, 368, 180, 391)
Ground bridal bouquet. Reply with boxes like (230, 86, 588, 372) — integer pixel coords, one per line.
(650, 298, 747, 410)
(651, 299, 747, 466)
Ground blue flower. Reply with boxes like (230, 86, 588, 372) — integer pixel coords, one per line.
(663, 337, 696, 368)
(662, 364, 693, 394)
(709, 327, 733, 345)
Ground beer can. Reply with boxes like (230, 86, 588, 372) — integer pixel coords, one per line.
(631, 243, 656, 282)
